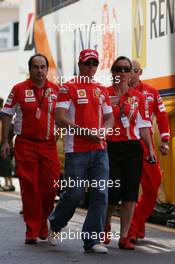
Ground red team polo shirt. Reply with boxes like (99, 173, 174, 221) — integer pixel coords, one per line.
(107, 85, 151, 141)
(57, 78, 113, 153)
(135, 81, 170, 141)
(2, 79, 59, 140)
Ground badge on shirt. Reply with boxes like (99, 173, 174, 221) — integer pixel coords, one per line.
(93, 88, 101, 97)
(25, 90, 34, 97)
(35, 107, 41, 119)
(77, 99, 88, 104)
(128, 97, 133, 104)
(25, 98, 36, 102)
(121, 114, 130, 128)
(44, 88, 49, 97)
(77, 89, 87, 98)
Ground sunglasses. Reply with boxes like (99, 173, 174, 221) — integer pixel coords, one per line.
(133, 68, 140, 73)
(83, 60, 99, 66)
(113, 66, 131, 73)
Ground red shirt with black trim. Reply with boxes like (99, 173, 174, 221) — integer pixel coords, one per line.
(135, 81, 170, 141)
(2, 79, 59, 140)
(107, 85, 151, 142)
(56, 77, 113, 153)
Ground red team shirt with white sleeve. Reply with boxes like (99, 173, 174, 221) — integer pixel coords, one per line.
(107, 85, 151, 141)
(2, 79, 59, 140)
(135, 81, 170, 141)
(57, 78, 113, 153)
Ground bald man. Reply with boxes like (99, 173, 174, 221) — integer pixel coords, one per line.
(128, 60, 170, 242)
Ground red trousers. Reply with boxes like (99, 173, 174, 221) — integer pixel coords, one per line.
(15, 136, 60, 239)
(129, 140, 161, 237)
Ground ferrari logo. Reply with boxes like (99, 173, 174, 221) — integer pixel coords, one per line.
(128, 97, 133, 104)
(44, 89, 49, 97)
(93, 89, 101, 97)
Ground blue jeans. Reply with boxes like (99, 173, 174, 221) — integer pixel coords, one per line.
(49, 150, 109, 250)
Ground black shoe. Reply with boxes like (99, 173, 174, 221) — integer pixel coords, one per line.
(2, 185, 15, 191)
(38, 236, 47, 240)
(25, 238, 37, 244)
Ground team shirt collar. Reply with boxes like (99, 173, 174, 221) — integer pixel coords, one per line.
(28, 78, 49, 89)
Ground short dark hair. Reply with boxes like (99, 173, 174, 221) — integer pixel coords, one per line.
(111, 56, 132, 73)
(28, 53, 49, 70)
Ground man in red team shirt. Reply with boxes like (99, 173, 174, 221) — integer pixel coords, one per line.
(128, 60, 170, 242)
(1, 54, 60, 244)
(48, 49, 114, 253)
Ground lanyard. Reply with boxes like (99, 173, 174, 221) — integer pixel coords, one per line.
(118, 94, 127, 116)
(33, 87, 47, 109)
(118, 95, 131, 138)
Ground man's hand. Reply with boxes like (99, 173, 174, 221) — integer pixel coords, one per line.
(1, 142, 10, 159)
(159, 141, 169, 155)
(146, 147, 157, 164)
(85, 128, 104, 143)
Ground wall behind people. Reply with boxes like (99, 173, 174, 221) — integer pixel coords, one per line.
(0, 50, 25, 99)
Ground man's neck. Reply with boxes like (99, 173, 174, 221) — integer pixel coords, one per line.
(79, 75, 93, 83)
(31, 79, 46, 88)
(131, 79, 140, 89)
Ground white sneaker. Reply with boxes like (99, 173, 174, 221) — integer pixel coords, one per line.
(85, 243, 108, 254)
(48, 231, 59, 246)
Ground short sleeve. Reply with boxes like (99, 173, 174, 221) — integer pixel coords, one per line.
(1, 86, 18, 115)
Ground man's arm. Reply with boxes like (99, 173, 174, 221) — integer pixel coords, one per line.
(55, 107, 99, 141)
(55, 107, 77, 129)
(1, 114, 13, 159)
(153, 91, 170, 155)
(140, 127, 156, 161)
(104, 113, 114, 130)
(55, 108, 114, 142)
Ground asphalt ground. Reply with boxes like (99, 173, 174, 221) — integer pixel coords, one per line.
(0, 180, 175, 264)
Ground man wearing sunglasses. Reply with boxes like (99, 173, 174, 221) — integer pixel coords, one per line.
(48, 49, 114, 253)
(128, 60, 170, 242)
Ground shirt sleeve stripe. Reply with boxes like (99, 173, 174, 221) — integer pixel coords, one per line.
(161, 133, 170, 139)
(1, 107, 15, 115)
